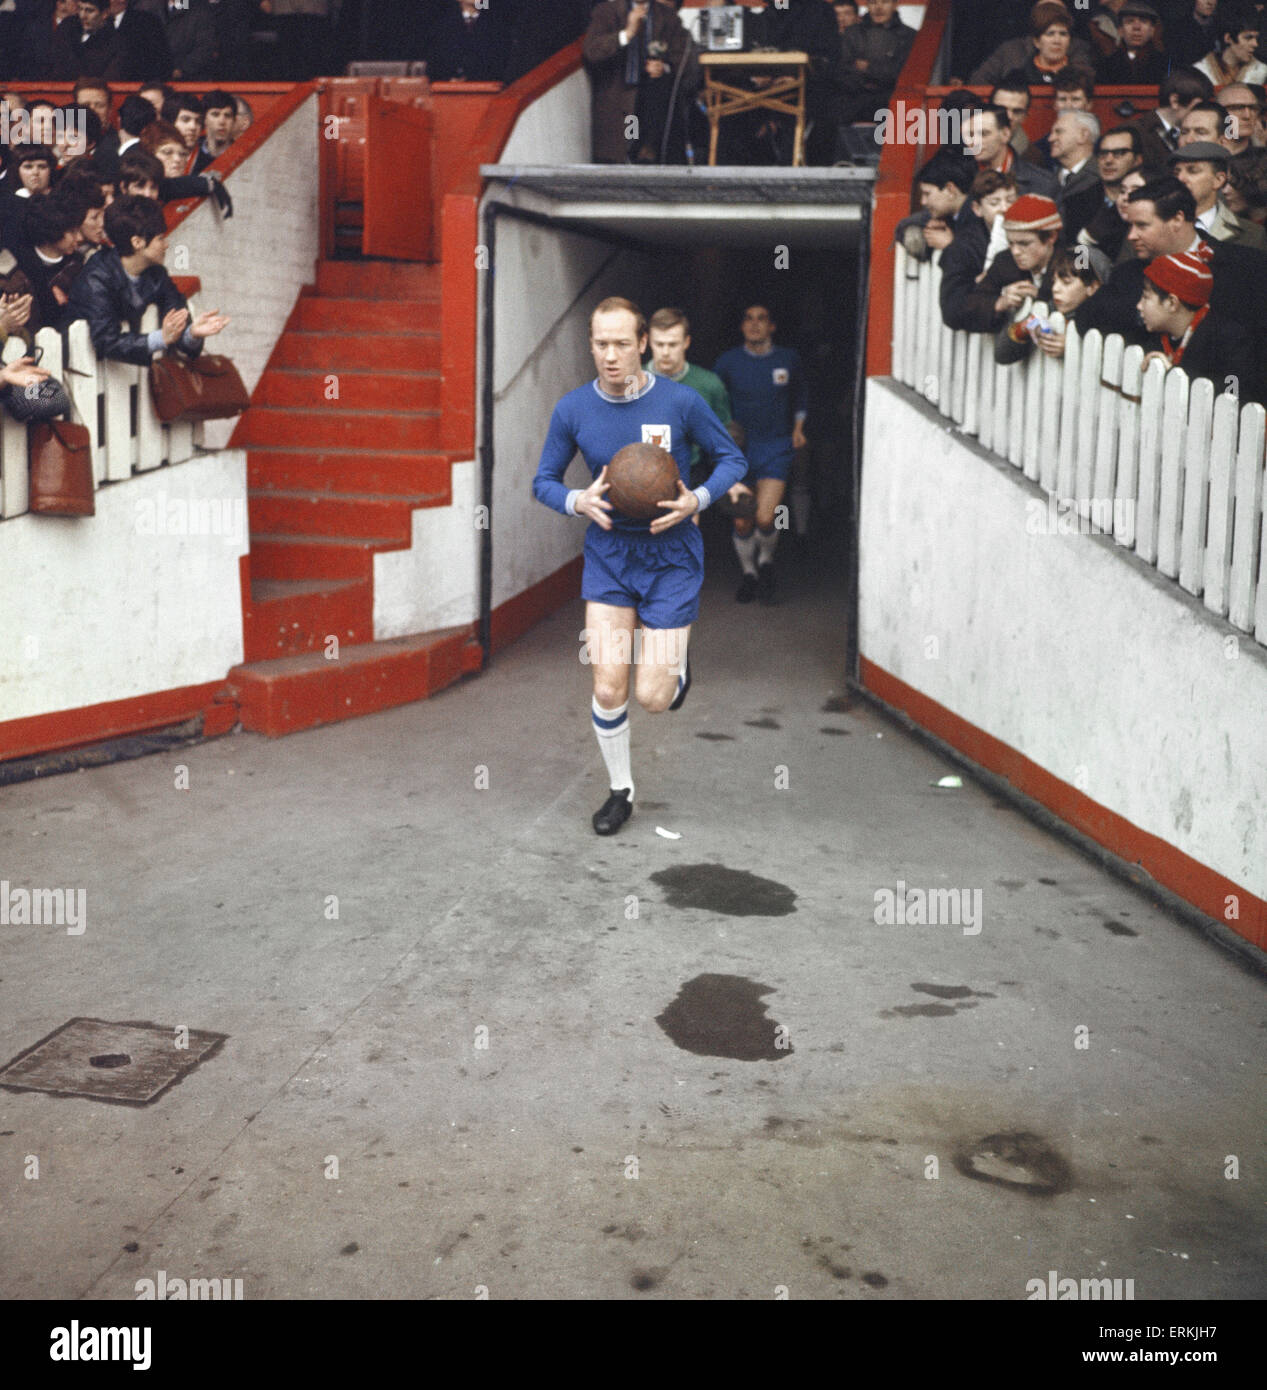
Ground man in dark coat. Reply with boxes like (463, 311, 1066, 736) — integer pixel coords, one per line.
(51, 0, 129, 80)
(65, 192, 227, 362)
(109, 0, 173, 81)
(1079, 176, 1267, 346)
(1130, 69, 1213, 173)
(423, 0, 514, 82)
(134, 0, 218, 80)
(582, 1, 692, 164)
(832, 0, 917, 125)
(1095, 1, 1168, 83)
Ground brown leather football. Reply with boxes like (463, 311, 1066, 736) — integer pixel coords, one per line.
(606, 442, 681, 520)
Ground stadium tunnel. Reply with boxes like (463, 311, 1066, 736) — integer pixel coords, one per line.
(475, 164, 875, 666)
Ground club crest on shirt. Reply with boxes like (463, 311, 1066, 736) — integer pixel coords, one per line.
(642, 424, 671, 450)
(772, 367, 789, 386)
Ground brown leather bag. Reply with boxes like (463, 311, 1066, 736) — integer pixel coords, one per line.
(28, 419, 94, 517)
(149, 353, 250, 424)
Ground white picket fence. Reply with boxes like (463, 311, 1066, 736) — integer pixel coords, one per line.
(0, 306, 203, 520)
(891, 244, 1267, 646)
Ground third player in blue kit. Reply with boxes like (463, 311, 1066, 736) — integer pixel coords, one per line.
(714, 304, 808, 604)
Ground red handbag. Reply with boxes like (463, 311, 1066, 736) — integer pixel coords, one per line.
(149, 353, 250, 424)
(28, 419, 94, 517)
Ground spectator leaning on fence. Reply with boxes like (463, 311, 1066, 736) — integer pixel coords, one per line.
(1137, 248, 1265, 400)
(942, 193, 1064, 333)
(995, 242, 1108, 365)
(192, 88, 237, 173)
(65, 192, 228, 363)
(973, 167, 1020, 274)
(1169, 138, 1267, 245)
(898, 151, 981, 264)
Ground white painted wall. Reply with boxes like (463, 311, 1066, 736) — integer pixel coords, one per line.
(479, 208, 670, 612)
(0, 452, 248, 723)
(170, 93, 320, 450)
(499, 68, 591, 166)
(860, 379, 1267, 900)
(374, 459, 479, 637)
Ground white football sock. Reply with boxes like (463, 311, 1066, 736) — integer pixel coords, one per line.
(733, 530, 759, 576)
(756, 527, 779, 566)
(592, 697, 633, 799)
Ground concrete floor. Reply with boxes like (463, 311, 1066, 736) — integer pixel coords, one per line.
(1, 526, 1264, 1301)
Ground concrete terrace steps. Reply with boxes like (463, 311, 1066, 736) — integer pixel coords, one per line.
(238, 255, 465, 736)
(228, 625, 482, 737)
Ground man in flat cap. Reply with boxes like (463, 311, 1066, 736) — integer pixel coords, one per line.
(1097, 2, 1169, 84)
(1170, 139, 1267, 246)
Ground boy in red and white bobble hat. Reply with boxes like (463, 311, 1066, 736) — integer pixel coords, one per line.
(1137, 250, 1265, 401)
(955, 194, 1066, 334)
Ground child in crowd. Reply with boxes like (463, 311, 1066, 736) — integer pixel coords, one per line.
(971, 168, 1018, 277)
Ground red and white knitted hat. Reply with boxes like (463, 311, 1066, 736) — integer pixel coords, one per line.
(1003, 195, 1062, 233)
(1144, 251, 1213, 308)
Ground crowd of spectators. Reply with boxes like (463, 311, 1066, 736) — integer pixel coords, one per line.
(904, 0, 1267, 404)
(1, 78, 242, 419)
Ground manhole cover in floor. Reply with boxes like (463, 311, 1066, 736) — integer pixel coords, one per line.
(0, 1017, 227, 1105)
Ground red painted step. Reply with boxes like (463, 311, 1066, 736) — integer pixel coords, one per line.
(314, 261, 441, 298)
(229, 625, 482, 737)
(291, 297, 440, 333)
(247, 448, 453, 497)
(244, 576, 373, 662)
(253, 368, 441, 412)
(270, 330, 440, 371)
(249, 532, 407, 582)
(238, 407, 440, 451)
(249, 488, 446, 541)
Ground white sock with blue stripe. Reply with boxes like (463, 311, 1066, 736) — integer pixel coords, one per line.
(674, 631, 689, 699)
(592, 697, 633, 800)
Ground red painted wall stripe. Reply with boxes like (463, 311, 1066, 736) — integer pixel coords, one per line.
(860, 656, 1266, 951)
(490, 556, 583, 655)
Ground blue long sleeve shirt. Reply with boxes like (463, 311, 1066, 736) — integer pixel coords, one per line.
(713, 344, 808, 442)
(532, 372, 748, 534)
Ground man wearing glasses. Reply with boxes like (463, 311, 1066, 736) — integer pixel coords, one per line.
(1217, 83, 1262, 155)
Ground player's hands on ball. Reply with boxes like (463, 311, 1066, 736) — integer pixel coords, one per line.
(576, 466, 614, 530)
(650, 480, 699, 534)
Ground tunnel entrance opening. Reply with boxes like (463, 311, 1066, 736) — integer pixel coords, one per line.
(479, 165, 873, 671)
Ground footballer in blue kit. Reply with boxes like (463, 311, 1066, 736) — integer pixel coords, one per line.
(713, 305, 808, 604)
(533, 297, 748, 836)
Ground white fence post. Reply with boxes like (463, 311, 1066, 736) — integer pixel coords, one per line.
(1074, 328, 1103, 513)
(1155, 368, 1191, 579)
(1056, 324, 1081, 498)
(893, 244, 909, 384)
(1178, 376, 1214, 596)
(0, 336, 28, 518)
(1135, 357, 1168, 564)
(1037, 310, 1064, 491)
(64, 318, 102, 483)
(136, 306, 164, 472)
(1114, 345, 1144, 548)
(1228, 402, 1266, 635)
(1203, 392, 1240, 618)
(1091, 334, 1124, 530)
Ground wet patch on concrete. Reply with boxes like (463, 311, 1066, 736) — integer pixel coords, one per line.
(655, 974, 792, 1061)
(695, 732, 736, 741)
(911, 983, 996, 1000)
(821, 694, 855, 713)
(861, 1271, 889, 1288)
(629, 1269, 661, 1291)
(954, 1132, 1072, 1195)
(882, 983, 994, 1018)
(1101, 918, 1139, 937)
(819, 726, 851, 736)
(744, 717, 781, 729)
(995, 879, 1026, 891)
(882, 1003, 958, 1018)
(1038, 877, 1059, 886)
(650, 863, 797, 916)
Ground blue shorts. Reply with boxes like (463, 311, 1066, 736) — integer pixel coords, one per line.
(743, 435, 794, 483)
(582, 522, 705, 629)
